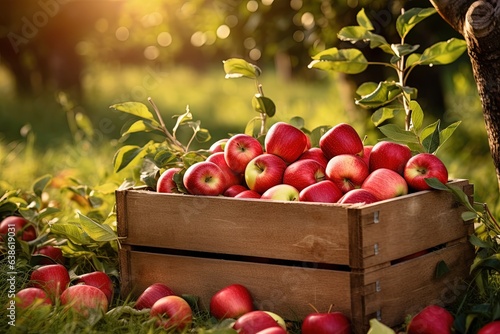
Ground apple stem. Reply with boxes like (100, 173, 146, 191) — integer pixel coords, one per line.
(307, 303, 320, 313)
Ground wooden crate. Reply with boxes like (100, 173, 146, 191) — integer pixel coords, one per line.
(116, 179, 475, 333)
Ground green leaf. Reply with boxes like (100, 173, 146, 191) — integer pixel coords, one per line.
(378, 124, 420, 143)
(406, 53, 421, 67)
(75, 112, 94, 138)
(194, 127, 211, 143)
(418, 38, 467, 66)
(469, 234, 492, 249)
(371, 107, 402, 126)
(356, 8, 374, 30)
(367, 318, 396, 334)
(425, 177, 450, 191)
(356, 82, 379, 97)
(309, 126, 329, 148)
(121, 119, 162, 136)
(110, 102, 155, 121)
(337, 27, 393, 54)
(422, 121, 440, 153)
(252, 94, 276, 117)
(435, 260, 450, 278)
(78, 213, 118, 242)
(438, 121, 461, 152)
(308, 48, 368, 74)
(172, 106, 193, 135)
(420, 120, 439, 142)
(461, 211, 478, 222)
(409, 101, 424, 132)
(38, 207, 61, 219)
(396, 7, 437, 39)
(244, 117, 260, 136)
(391, 43, 420, 57)
(355, 81, 401, 109)
(289, 116, 305, 129)
(112, 145, 143, 173)
(223, 58, 261, 79)
(50, 222, 92, 245)
(471, 253, 500, 274)
(154, 149, 177, 168)
(32, 174, 52, 197)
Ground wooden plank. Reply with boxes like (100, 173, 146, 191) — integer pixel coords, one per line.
(125, 251, 353, 322)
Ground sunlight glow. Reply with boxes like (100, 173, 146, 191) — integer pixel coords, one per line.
(216, 25, 230, 39)
(115, 27, 130, 41)
(157, 32, 172, 47)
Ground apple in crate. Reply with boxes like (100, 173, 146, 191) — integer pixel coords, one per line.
(256, 327, 287, 334)
(233, 310, 282, 334)
(224, 134, 263, 174)
(299, 147, 329, 168)
(235, 190, 262, 199)
(157, 167, 182, 193)
(15, 287, 52, 310)
(224, 184, 248, 197)
(301, 311, 351, 334)
(60, 284, 109, 317)
(207, 152, 243, 189)
(407, 304, 454, 334)
(30, 264, 70, 299)
(261, 184, 299, 201)
(183, 161, 226, 196)
(209, 138, 228, 154)
(75, 271, 114, 304)
(150, 295, 193, 331)
(478, 321, 500, 334)
(264, 121, 309, 163)
(404, 153, 448, 191)
(362, 168, 408, 201)
(299, 180, 343, 203)
(325, 154, 369, 193)
(283, 159, 325, 191)
(338, 188, 378, 205)
(361, 145, 373, 167)
(245, 153, 287, 194)
(369, 141, 412, 175)
(210, 283, 254, 320)
(0, 216, 37, 241)
(319, 123, 363, 159)
(135, 282, 176, 310)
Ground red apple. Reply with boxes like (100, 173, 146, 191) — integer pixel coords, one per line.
(60, 284, 108, 317)
(319, 123, 364, 159)
(224, 134, 264, 174)
(362, 168, 408, 200)
(301, 311, 351, 334)
(299, 180, 343, 203)
(245, 154, 287, 194)
(478, 321, 500, 334)
(256, 327, 287, 334)
(235, 190, 262, 199)
(157, 167, 182, 193)
(361, 145, 373, 167)
(33, 245, 65, 265)
(264, 122, 309, 163)
(233, 310, 282, 334)
(150, 295, 193, 331)
(0, 216, 37, 241)
(183, 161, 226, 196)
(338, 188, 379, 205)
(75, 271, 114, 304)
(209, 138, 228, 154)
(224, 184, 248, 197)
(369, 141, 412, 175)
(210, 283, 254, 320)
(135, 283, 176, 310)
(325, 154, 369, 193)
(283, 159, 326, 191)
(207, 152, 243, 189)
(15, 287, 52, 310)
(299, 147, 329, 169)
(261, 184, 299, 201)
(30, 264, 70, 299)
(404, 153, 448, 191)
(407, 305, 454, 334)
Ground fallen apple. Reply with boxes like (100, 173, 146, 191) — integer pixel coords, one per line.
(301, 310, 351, 334)
(233, 310, 282, 334)
(75, 271, 114, 304)
(407, 304, 454, 334)
(135, 282, 176, 310)
(15, 287, 52, 310)
(33, 245, 65, 265)
(30, 264, 70, 299)
(150, 295, 193, 331)
(0, 216, 37, 241)
(60, 284, 109, 318)
(209, 283, 254, 320)
(478, 320, 500, 334)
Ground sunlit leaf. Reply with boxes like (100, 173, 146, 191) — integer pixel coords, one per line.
(425, 177, 449, 191)
(309, 126, 329, 147)
(469, 234, 492, 248)
(38, 207, 60, 219)
(50, 222, 91, 245)
(367, 318, 396, 334)
(418, 38, 467, 66)
(252, 94, 276, 117)
(75, 112, 94, 138)
(355, 81, 401, 109)
(438, 121, 461, 151)
(409, 101, 424, 132)
(172, 106, 193, 134)
(244, 117, 260, 136)
(378, 124, 420, 143)
(391, 43, 420, 57)
(338, 28, 393, 54)
(406, 53, 421, 67)
(195, 128, 211, 143)
(471, 253, 500, 274)
(356, 82, 379, 97)
(371, 107, 402, 126)
(356, 8, 374, 30)
(396, 7, 437, 39)
(112, 145, 143, 173)
(110, 102, 155, 121)
(32, 174, 52, 197)
(422, 121, 440, 153)
(78, 213, 118, 242)
(121, 119, 162, 136)
(154, 149, 177, 168)
(223, 58, 261, 79)
(309, 48, 368, 74)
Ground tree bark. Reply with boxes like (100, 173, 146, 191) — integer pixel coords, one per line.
(429, 0, 500, 192)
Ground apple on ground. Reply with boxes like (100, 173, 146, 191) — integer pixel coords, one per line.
(301, 311, 351, 334)
(233, 310, 282, 334)
(61, 284, 108, 317)
(135, 283, 176, 310)
(157, 167, 182, 193)
(478, 321, 500, 334)
(245, 154, 287, 194)
(319, 123, 364, 159)
(33, 245, 65, 265)
(325, 154, 369, 193)
(30, 264, 70, 299)
(404, 153, 449, 191)
(298, 147, 329, 169)
(209, 283, 254, 320)
(235, 190, 262, 199)
(75, 271, 114, 304)
(299, 180, 343, 203)
(0, 216, 37, 241)
(15, 287, 52, 310)
(150, 295, 193, 331)
(362, 168, 408, 201)
(224, 134, 264, 174)
(407, 304, 454, 334)
(264, 122, 309, 163)
(209, 138, 228, 154)
(261, 184, 299, 201)
(183, 161, 226, 196)
(224, 184, 248, 197)
(207, 152, 243, 189)
(263, 311, 287, 330)
(283, 159, 326, 191)
(369, 141, 412, 175)
(338, 188, 379, 205)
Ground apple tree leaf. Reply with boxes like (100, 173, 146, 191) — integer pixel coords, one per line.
(78, 213, 118, 242)
(356, 82, 379, 97)
(308, 48, 368, 74)
(252, 94, 276, 117)
(110, 102, 155, 121)
(121, 119, 162, 136)
(378, 124, 420, 144)
(435, 260, 450, 278)
(396, 7, 437, 39)
(367, 318, 396, 334)
(409, 100, 424, 132)
(355, 81, 401, 109)
(223, 58, 261, 79)
(417, 38, 467, 66)
(32, 174, 52, 198)
(356, 8, 374, 30)
(438, 121, 461, 151)
(422, 120, 440, 153)
(371, 106, 403, 126)
(113, 145, 144, 173)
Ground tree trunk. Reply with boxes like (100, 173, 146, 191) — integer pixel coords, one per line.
(429, 0, 500, 192)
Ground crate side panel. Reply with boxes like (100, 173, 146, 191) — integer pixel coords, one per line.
(125, 251, 352, 321)
(119, 191, 350, 264)
(357, 180, 472, 267)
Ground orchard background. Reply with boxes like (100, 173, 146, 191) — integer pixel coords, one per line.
(0, 0, 499, 333)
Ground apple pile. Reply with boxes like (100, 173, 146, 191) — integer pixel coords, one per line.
(157, 122, 449, 204)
